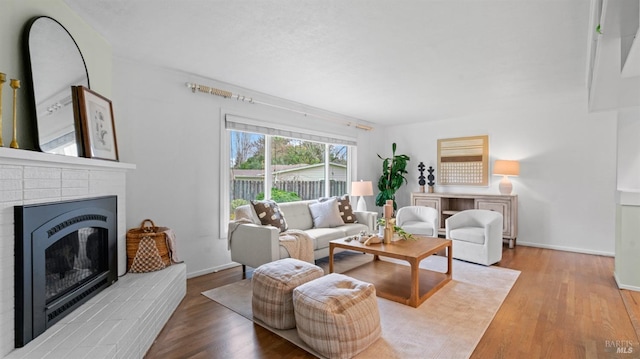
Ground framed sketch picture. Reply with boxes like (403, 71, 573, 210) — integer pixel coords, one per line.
(72, 86, 119, 161)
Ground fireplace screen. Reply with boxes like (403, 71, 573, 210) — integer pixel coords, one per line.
(45, 228, 106, 303)
(14, 196, 117, 348)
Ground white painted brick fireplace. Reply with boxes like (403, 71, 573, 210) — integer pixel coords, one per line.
(0, 148, 186, 358)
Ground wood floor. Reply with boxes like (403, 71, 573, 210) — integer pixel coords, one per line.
(145, 246, 639, 358)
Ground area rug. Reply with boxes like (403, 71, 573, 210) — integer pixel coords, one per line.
(202, 254, 520, 358)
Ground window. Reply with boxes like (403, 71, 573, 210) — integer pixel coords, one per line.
(329, 144, 348, 197)
(224, 115, 357, 223)
(229, 131, 265, 219)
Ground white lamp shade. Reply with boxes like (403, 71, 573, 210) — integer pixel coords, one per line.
(493, 160, 520, 176)
(351, 181, 373, 196)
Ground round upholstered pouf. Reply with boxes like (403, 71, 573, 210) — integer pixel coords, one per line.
(293, 273, 381, 359)
(251, 258, 324, 329)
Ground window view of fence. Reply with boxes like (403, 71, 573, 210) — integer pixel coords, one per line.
(229, 130, 350, 219)
(231, 179, 347, 203)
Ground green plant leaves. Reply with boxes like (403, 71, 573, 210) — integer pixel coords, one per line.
(375, 143, 410, 209)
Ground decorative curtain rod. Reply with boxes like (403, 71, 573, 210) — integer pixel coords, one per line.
(184, 82, 373, 131)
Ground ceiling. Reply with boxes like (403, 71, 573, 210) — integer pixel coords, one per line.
(63, 0, 590, 126)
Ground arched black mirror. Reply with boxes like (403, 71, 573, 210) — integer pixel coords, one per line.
(25, 16, 89, 156)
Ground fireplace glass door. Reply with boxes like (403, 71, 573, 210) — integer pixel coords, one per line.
(45, 227, 107, 304)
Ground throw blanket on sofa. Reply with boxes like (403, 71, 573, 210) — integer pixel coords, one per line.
(278, 229, 314, 264)
(227, 220, 314, 263)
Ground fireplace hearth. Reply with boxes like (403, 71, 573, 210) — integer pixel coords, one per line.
(14, 196, 118, 348)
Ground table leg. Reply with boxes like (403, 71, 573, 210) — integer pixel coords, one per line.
(329, 245, 334, 273)
(446, 244, 452, 275)
(410, 259, 419, 307)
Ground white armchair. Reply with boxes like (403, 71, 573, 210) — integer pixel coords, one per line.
(445, 209, 503, 266)
(396, 206, 439, 237)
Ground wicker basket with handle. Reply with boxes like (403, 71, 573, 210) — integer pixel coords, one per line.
(126, 219, 172, 272)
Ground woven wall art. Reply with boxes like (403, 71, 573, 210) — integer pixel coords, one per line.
(437, 135, 489, 186)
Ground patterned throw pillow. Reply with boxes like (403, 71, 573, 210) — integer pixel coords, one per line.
(251, 200, 288, 232)
(336, 195, 356, 223)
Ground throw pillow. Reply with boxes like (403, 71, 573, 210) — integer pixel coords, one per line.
(336, 195, 356, 223)
(309, 198, 345, 228)
(251, 200, 288, 232)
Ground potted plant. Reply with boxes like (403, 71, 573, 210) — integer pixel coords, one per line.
(376, 218, 414, 240)
(375, 143, 410, 211)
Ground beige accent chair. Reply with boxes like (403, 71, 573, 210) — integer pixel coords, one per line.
(396, 206, 439, 237)
(445, 209, 503, 266)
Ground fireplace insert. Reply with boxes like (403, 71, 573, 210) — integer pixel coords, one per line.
(14, 196, 118, 347)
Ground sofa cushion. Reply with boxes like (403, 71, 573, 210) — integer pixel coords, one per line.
(309, 198, 344, 228)
(402, 221, 435, 236)
(306, 228, 345, 250)
(340, 223, 369, 236)
(306, 223, 369, 250)
(449, 227, 485, 245)
(279, 201, 314, 230)
(251, 200, 288, 232)
(234, 204, 260, 223)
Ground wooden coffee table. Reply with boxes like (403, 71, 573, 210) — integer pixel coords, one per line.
(329, 235, 452, 308)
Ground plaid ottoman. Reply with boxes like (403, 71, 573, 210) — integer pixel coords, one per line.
(252, 258, 324, 329)
(293, 273, 381, 359)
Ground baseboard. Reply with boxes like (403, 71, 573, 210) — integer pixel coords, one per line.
(614, 272, 640, 291)
(515, 241, 614, 257)
(187, 262, 241, 279)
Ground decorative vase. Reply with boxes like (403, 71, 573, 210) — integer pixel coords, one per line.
(427, 166, 435, 193)
(383, 226, 393, 244)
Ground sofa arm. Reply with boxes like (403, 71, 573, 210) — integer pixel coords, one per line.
(354, 211, 378, 232)
(228, 223, 280, 269)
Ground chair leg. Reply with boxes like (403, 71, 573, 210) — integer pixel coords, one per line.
(241, 264, 246, 279)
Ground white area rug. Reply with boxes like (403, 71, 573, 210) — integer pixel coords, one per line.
(202, 255, 520, 359)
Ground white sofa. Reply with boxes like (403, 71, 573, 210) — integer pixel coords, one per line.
(229, 199, 377, 272)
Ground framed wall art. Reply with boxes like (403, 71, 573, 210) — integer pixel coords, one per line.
(72, 86, 119, 161)
(437, 135, 488, 186)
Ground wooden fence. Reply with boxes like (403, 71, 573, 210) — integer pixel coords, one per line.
(231, 179, 347, 202)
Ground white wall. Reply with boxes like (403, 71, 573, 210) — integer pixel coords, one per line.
(380, 95, 618, 255)
(113, 58, 374, 277)
(0, 0, 111, 149)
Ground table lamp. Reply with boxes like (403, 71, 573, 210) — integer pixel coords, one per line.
(493, 160, 520, 195)
(351, 180, 373, 211)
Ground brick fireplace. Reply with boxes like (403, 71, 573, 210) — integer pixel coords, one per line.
(1, 148, 186, 358)
(0, 148, 132, 355)
(0, 148, 175, 359)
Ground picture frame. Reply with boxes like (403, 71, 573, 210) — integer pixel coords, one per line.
(437, 135, 489, 186)
(72, 86, 119, 161)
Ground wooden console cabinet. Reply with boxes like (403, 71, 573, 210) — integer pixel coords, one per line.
(411, 192, 518, 248)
